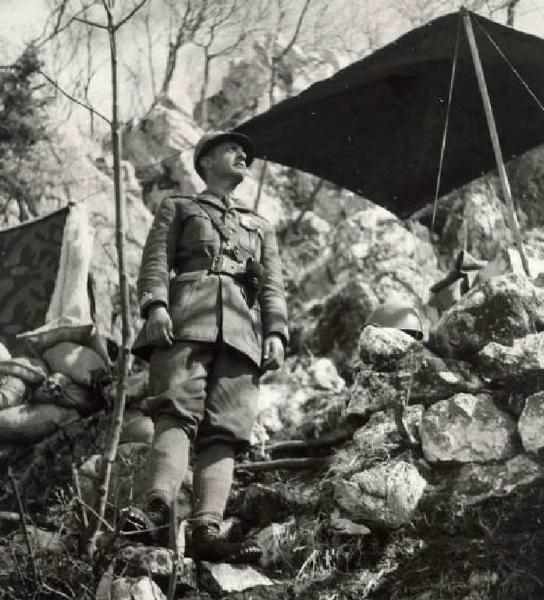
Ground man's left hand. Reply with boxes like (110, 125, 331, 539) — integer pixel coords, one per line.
(262, 335, 285, 372)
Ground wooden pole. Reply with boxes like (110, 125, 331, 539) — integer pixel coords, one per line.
(462, 8, 530, 276)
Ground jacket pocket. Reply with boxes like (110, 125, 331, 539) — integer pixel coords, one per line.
(239, 219, 263, 260)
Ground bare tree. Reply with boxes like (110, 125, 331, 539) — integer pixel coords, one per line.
(194, 0, 268, 128)
(158, 0, 211, 99)
(254, 0, 315, 210)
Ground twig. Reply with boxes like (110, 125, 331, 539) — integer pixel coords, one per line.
(72, 464, 89, 530)
(234, 457, 328, 473)
(114, 0, 150, 31)
(8, 468, 41, 593)
(74, 16, 108, 29)
(74, 497, 115, 533)
(38, 69, 110, 125)
(167, 499, 179, 600)
(266, 423, 357, 456)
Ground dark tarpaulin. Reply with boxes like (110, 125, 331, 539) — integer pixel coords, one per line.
(0, 207, 69, 353)
(236, 11, 544, 218)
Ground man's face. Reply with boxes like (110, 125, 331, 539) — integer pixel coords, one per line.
(201, 141, 247, 183)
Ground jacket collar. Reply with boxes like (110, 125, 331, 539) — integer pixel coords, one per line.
(197, 189, 243, 211)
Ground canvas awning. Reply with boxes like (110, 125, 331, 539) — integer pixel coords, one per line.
(236, 11, 544, 218)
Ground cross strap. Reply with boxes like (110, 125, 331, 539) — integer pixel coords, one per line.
(192, 198, 245, 263)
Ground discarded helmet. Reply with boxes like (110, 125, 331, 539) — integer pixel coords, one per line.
(365, 302, 423, 340)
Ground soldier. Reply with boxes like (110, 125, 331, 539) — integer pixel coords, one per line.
(132, 131, 289, 563)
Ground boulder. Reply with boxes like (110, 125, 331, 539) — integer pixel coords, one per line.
(352, 405, 424, 454)
(518, 391, 544, 454)
(451, 454, 544, 506)
(420, 394, 518, 463)
(96, 573, 166, 600)
(116, 545, 197, 591)
(475, 333, 544, 393)
(429, 274, 544, 359)
(333, 460, 426, 528)
(347, 358, 484, 419)
(253, 519, 295, 567)
(347, 370, 409, 420)
(329, 511, 372, 538)
(198, 562, 274, 598)
(307, 357, 345, 391)
(357, 326, 423, 371)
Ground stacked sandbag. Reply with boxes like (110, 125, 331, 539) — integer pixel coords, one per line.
(0, 344, 77, 450)
(0, 318, 112, 453)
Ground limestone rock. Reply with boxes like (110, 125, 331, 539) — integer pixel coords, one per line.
(451, 454, 544, 505)
(518, 391, 544, 454)
(333, 460, 426, 528)
(329, 511, 372, 538)
(347, 370, 409, 420)
(475, 333, 544, 392)
(429, 274, 544, 359)
(307, 357, 345, 391)
(358, 326, 423, 371)
(352, 405, 423, 454)
(198, 562, 274, 598)
(253, 520, 294, 567)
(420, 393, 518, 463)
(96, 574, 166, 600)
(116, 545, 197, 591)
(347, 358, 483, 420)
(250, 383, 310, 445)
(408, 355, 485, 404)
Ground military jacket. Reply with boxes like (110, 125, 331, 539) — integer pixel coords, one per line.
(132, 191, 289, 366)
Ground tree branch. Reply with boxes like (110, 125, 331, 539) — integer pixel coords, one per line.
(37, 69, 111, 124)
(114, 0, 150, 31)
(277, 0, 313, 60)
(73, 16, 108, 29)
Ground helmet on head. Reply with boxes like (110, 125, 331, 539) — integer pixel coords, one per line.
(365, 302, 424, 340)
(193, 130, 255, 180)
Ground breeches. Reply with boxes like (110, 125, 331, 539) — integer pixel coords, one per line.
(147, 340, 260, 451)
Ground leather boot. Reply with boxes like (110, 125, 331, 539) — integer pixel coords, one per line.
(120, 499, 170, 546)
(190, 522, 262, 564)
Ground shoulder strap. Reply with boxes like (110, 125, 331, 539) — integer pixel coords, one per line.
(192, 198, 245, 263)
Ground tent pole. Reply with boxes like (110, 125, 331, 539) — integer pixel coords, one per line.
(461, 7, 530, 276)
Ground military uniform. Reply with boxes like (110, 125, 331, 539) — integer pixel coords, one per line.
(133, 190, 289, 449)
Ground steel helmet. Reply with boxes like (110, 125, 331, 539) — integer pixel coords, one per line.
(193, 130, 255, 180)
(365, 302, 424, 340)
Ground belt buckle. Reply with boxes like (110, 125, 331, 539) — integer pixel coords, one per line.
(211, 255, 225, 272)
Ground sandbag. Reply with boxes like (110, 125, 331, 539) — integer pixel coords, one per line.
(0, 342, 11, 361)
(17, 316, 110, 366)
(42, 342, 108, 387)
(0, 404, 79, 444)
(0, 375, 27, 409)
(0, 357, 47, 387)
(120, 410, 154, 445)
(34, 372, 93, 414)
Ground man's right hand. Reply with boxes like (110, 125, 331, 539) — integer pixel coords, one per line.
(145, 304, 174, 346)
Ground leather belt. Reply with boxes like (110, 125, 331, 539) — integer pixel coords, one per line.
(175, 255, 245, 276)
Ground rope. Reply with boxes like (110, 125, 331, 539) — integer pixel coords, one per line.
(418, 13, 461, 304)
(431, 14, 461, 232)
(473, 16, 544, 115)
